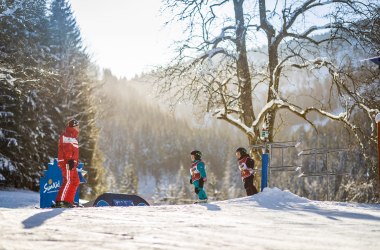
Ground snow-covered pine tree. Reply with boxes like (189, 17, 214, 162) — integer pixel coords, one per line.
(119, 164, 138, 194)
(0, 0, 58, 189)
(174, 164, 191, 203)
(206, 171, 222, 201)
(0, 68, 17, 185)
(48, 0, 88, 125)
(47, 0, 105, 198)
(221, 158, 245, 199)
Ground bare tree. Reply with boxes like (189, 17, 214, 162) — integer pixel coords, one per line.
(159, 0, 260, 146)
(158, 0, 379, 158)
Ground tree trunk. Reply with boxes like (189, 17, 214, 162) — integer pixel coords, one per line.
(266, 44, 279, 142)
(233, 0, 255, 129)
(234, 0, 262, 191)
(259, 0, 279, 143)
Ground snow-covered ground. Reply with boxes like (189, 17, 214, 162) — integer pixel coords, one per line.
(1, 188, 380, 250)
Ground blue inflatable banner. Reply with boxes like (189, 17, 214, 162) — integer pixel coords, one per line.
(39, 159, 86, 208)
(93, 193, 150, 207)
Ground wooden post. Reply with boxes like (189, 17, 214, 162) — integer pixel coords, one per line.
(376, 113, 380, 199)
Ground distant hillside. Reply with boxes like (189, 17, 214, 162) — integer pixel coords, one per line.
(95, 70, 247, 202)
(95, 33, 379, 203)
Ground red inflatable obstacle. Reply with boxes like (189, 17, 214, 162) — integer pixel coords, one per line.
(90, 193, 150, 207)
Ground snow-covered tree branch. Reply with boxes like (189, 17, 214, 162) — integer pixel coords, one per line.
(158, 0, 378, 157)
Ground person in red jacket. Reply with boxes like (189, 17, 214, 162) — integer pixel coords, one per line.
(236, 147, 258, 196)
(55, 119, 80, 208)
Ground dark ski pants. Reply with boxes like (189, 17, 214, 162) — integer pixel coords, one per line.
(193, 179, 207, 200)
(243, 175, 258, 196)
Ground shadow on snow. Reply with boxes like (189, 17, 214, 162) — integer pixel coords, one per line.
(254, 197, 380, 222)
(22, 209, 64, 229)
(199, 203, 221, 211)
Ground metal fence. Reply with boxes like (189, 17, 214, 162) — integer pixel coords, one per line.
(251, 141, 350, 201)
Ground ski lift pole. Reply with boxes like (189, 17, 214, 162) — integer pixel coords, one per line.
(261, 151, 269, 191)
(261, 130, 269, 191)
(376, 113, 380, 198)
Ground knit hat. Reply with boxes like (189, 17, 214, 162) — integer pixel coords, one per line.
(190, 150, 202, 160)
(68, 119, 79, 127)
(236, 147, 248, 156)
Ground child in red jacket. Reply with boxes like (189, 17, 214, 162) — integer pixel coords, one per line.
(236, 147, 258, 196)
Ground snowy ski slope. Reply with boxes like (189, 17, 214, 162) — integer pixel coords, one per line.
(0, 188, 379, 250)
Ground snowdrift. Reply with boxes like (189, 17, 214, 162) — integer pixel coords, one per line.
(1, 188, 380, 250)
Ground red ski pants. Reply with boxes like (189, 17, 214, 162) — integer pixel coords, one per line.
(56, 166, 80, 203)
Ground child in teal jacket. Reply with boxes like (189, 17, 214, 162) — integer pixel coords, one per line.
(190, 150, 208, 202)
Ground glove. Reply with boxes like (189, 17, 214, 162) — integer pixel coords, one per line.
(190, 179, 193, 184)
(67, 159, 75, 170)
(239, 164, 246, 171)
(203, 178, 207, 182)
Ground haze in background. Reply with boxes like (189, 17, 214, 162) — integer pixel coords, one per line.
(70, 0, 180, 78)
(70, 0, 332, 79)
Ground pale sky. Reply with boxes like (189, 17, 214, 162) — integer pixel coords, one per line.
(69, 0, 332, 79)
(70, 0, 177, 78)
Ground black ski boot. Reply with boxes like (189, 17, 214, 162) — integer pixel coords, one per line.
(54, 201, 75, 208)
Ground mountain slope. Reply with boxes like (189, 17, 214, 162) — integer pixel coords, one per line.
(0, 188, 379, 250)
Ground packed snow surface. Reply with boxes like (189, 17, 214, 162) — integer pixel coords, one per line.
(1, 188, 380, 250)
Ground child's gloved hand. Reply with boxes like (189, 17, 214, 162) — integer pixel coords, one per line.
(203, 177, 207, 182)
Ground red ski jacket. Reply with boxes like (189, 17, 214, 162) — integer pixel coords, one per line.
(238, 156, 254, 180)
(58, 126, 79, 169)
